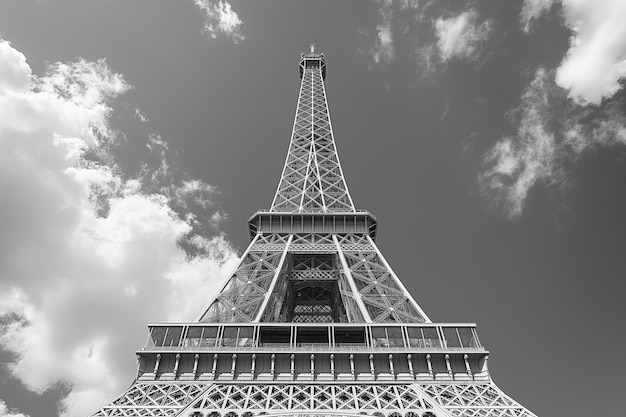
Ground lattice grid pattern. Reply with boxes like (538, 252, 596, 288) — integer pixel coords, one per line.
(420, 383, 537, 417)
(271, 65, 354, 213)
(342, 249, 425, 323)
(251, 234, 290, 252)
(201, 251, 285, 322)
(186, 384, 440, 414)
(93, 50, 537, 417)
(90, 383, 208, 417)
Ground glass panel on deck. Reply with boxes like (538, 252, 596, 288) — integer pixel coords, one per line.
(371, 327, 387, 347)
(259, 327, 291, 347)
(385, 326, 404, 347)
(201, 326, 218, 347)
(222, 327, 239, 347)
(442, 327, 461, 348)
(334, 327, 366, 347)
(296, 326, 329, 347)
(457, 327, 479, 348)
(163, 326, 183, 347)
(238, 326, 254, 347)
(407, 327, 425, 348)
(184, 326, 203, 347)
(150, 327, 167, 347)
(422, 327, 441, 348)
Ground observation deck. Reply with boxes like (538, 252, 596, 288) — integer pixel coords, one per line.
(136, 322, 488, 383)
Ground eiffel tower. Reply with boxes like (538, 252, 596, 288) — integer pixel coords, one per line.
(91, 46, 537, 417)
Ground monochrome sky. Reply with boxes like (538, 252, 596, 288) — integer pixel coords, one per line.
(0, 1, 625, 416)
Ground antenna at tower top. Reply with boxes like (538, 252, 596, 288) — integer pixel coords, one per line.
(310, 43, 315, 53)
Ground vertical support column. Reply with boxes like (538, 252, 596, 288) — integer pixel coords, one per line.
(464, 354, 473, 379)
(426, 354, 434, 379)
(231, 353, 237, 376)
(254, 235, 293, 322)
(445, 354, 453, 379)
(333, 235, 372, 322)
(407, 354, 414, 378)
(153, 354, 161, 380)
(173, 353, 181, 378)
(193, 354, 199, 379)
(211, 354, 218, 380)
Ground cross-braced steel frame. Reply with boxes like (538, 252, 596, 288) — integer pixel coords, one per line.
(90, 48, 537, 417)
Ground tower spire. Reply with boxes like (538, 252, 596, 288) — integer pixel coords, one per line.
(271, 46, 354, 213)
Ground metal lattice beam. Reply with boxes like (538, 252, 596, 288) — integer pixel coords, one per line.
(271, 61, 355, 213)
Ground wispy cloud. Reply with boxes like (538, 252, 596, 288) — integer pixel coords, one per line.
(193, 0, 245, 43)
(519, 0, 556, 34)
(362, 2, 491, 73)
(0, 399, 29, 417)
(480, 67, 626, 218)
(480, 69, 561, 217)
(0, 39, 238, 417)
(370, 4, 395, 65)
(435, 9, 492, 63)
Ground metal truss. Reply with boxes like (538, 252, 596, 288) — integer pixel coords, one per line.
(270, 64, 355, 213)
(198, 233, 428, 324)
(93, 49, 538, 417)
(90, 382, 209, 416)
(420, 383, 538, 417)
(91, 382, 536, 417)
(200, 235, 290, 323)
(181, 383, 449, 416)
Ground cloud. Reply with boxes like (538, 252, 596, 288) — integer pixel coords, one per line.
(480, 67, 626, 217)
(519, 0, 556, 34)
(0, 39, 238, 417)
(193, 0, 245, 43)
(519, 0, 626, 103)
(435, 9, 492, 63)
(0, 400, 29, 417)
(480, 69, 561, 217)
(362, 2, 491, 73)
(370, 4, 395, 65)
(555, 0, 626, 104)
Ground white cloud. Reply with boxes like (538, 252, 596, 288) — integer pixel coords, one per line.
(0, 39, 238, 417)
(519, 0, 556, 33)
(370, 5, 395, 65)
(193, 0, 245, 43)
(555, 0, 626, 104)
(0, 399, 29, 417)
(480, 67, 626, 217)
(435, 9, 492, 63)
(480, 69, 560, 217)
(564, 102, 626, 154)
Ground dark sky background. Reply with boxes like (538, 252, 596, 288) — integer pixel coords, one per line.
(1, 1, 625, 416)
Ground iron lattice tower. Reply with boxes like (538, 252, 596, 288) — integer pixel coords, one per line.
(91, 47, 537, 417)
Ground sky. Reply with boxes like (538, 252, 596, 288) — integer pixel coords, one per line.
(0, 0, 625, 416)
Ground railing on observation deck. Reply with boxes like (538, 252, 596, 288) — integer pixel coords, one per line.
(141, 323, 483, 352)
